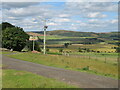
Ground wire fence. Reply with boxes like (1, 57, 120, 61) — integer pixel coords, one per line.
(61, 52, 118, 64)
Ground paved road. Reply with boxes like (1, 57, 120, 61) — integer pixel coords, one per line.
(2, 55, 118, 88)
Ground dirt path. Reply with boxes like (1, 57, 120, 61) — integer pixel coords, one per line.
(2, 55, 118, 88)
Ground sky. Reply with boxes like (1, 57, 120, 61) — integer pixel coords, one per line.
(0, 1, 119, 32)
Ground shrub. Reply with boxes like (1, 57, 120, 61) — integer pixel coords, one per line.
(78, 48, 82, 52)
(97, 51, 100, 53)
(65, 66, 69, 68)
(82, 66, 89, 71)
(46, 48, 49, 52)
(59, 48, 63, 52)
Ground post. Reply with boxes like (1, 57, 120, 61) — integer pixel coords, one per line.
(43, 27, 46, 54)
(41, 19, 48, 54)
(33, 40, 34, 51)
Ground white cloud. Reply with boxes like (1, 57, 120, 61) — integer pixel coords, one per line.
(47, 22, 58, 26)
(110, 19, 118, 24)
(54, 18, 71, 22)
(58, 14, 70, 18)
(3, 4, 56, 19)
(66, 0, 119, 2)
(2, 2, 39, 8)
(88, 19, 98, 22)
(2, 0, 49, 2)
(87, 12, 107, 18)
(65, 2, 118, 13)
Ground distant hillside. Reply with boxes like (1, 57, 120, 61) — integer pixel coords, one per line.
(26, 32, 44, 36)
(32, 30, 119, 38)
(32, 30, 97, 37)
(27, 30, 119, 45)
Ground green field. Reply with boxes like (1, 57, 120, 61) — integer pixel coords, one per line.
(38, 35, 95, 40)
(43, 44, 118, 64)
(41, 43, 117, 52)
(7, 52, 118, 79)
(3, 69, 76, 88)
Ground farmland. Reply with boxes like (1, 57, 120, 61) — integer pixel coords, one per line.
(2, 30, 119, 88)
(19, 31, 119, 79)
(32, 30, 119, 45)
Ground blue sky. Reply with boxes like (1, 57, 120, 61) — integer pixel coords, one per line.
(1, 2, 118, 32)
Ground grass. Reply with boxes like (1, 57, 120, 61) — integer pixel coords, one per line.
(69, 52, 118, 64)
(7, 52, 118, 79)
(2, 69, 77, 88)
(68, 44, 117, 52)
(38, 35, 95, 40)
(41, 44, 117, 53)
(0, 51, 18, 55)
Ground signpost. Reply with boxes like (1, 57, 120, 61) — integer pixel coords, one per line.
(29, 36, 38, 51)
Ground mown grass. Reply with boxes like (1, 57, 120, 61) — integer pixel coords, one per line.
(8, 52, 118, 79)
(2, 69, 77, 88)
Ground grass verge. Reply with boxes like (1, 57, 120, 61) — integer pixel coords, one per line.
(2, 69, 77, 88)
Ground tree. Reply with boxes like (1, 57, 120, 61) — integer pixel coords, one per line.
(2, 22, 15, 31)
(64, 43, 69, 48)
(2, 27, 29, 51)
(116, 47, 120, 53)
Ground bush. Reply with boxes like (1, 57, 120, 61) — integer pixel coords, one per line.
(97, 51, 100, 53)
(78, 48, 82, 52)
(82, 66, 89, 71)
(115, 47, 120, 53)
(65, 66, 69, 68)
(59, 48, 63, 52)
(64, 43, 70, 48)
(46, 48, 49, 52)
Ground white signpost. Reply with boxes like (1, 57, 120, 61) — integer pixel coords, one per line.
(29, 36, 38, 51)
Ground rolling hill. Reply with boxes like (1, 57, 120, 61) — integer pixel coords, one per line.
(26, 30, 119, 45)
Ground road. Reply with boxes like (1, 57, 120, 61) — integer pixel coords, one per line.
(2, 55, 118, 88)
